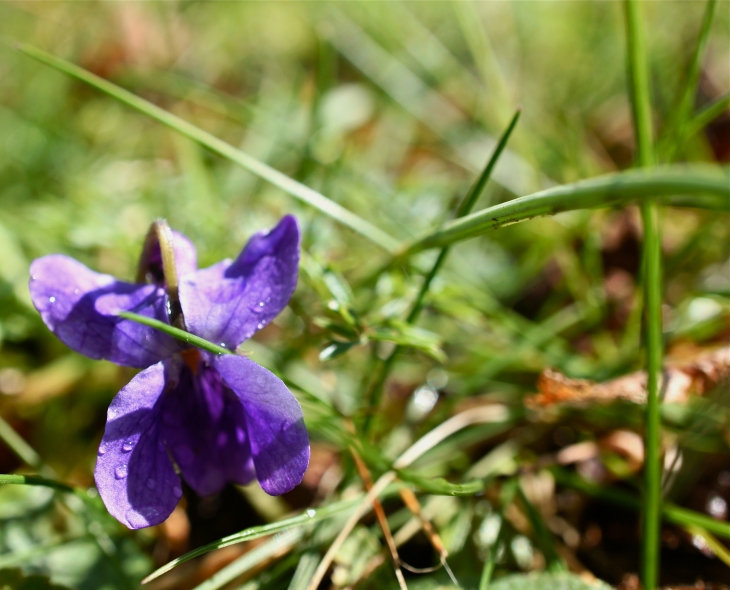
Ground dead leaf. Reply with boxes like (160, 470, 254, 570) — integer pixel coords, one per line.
(528, 346, 730, 407)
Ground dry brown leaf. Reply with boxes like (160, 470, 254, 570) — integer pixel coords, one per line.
(527, 346, 730, 408)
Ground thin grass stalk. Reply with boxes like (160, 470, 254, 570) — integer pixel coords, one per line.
(362, 109, 521, 434)
(17, 44, 399, 253)
(661, 0, 717, 162)
(625, 2, 662, 587)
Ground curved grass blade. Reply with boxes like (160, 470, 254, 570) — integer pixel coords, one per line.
(142, 496, 363, 584)
(400, 168, 729, 255)
(16, 43, 399, 253)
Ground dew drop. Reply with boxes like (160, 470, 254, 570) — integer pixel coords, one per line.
(220, 343, 227, 348)
(114, 464, 128, 479)
(73, 288, 80, 295)
(122, 440, 135, 452)
(107, 407, 118, 420)
(257, 321, 265, 330)
(97, 444, 107, 456)
(49, 296, 56, 303)
(173, 485, 182, 496)
(306, 509, 316, 518)
(146, 478, 156, 490)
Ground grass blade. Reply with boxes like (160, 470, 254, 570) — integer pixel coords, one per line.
(399, 167, 729, 255)
(0, 473, 74, 492)
(0, 416, 42, 469)
(624, 1, 661, 587)
(117, 311, 232, 356)
(192, 530, 303, 590)
(660, 0, 718, 161)
(142, 496, 364, 584)
(363, 109, 521, 432)
(552, 468, 730, 540)
(16, 43, 399, 253)
(685, 92, 730, 139)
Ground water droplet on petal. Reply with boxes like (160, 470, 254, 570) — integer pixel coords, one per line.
(73, 288, 80, 295)
(107, 408, 118, 420)
(122, 440, 135, 452)
(49, 296, 56, 303)
(259, 301, 265, 307)
(146, 478, 156, 490)
(306, 509, 316, 518)
(257, 321, 265, 330)
(173, 485, 182, 496)
(115, 464, 128, 479)
(220, 343, 227, 348)
(98, 444, 107, 456)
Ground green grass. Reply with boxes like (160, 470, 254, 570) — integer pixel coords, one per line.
(0, 3, 728, 589)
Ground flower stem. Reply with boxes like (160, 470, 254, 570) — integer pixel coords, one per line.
(625, 1, 662, 586)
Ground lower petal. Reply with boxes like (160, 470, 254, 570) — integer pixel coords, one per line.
(213, 354, 309, 496)
(95, 362, 182, 529)
(160, 358, 255, 497)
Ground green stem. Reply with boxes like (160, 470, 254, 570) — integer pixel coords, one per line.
(117, 311, 232, 355)
(0, 473, 75, 493)
(625, 1, 662, 587)
(17, 43, 398, 253)
(362, 109, 521, 433)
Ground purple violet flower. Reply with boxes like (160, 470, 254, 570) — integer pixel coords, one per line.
(29, 216, 309, 529)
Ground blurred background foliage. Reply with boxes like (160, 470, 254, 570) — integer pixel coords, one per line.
(0, 2, 728, 589)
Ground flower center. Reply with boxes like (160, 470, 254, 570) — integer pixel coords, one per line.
(181, 349, 202, 374)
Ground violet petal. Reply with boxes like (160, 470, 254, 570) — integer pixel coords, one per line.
(94, 361, 182, 529)
(30, 255, 183, 368)
(160, 357, 255, 497)
(213, 354, 309, 495)
(179, 216, 299, 349)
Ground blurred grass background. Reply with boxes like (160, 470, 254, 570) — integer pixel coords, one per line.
(0, 2, 728, 589)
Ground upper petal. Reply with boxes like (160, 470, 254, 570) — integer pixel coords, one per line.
(160, 354, 255, 497)
(30, 255, 183, 367)
(179, 216, 300, 349)
(94, 361, 182, 529)
(213, 354, 309, 495)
